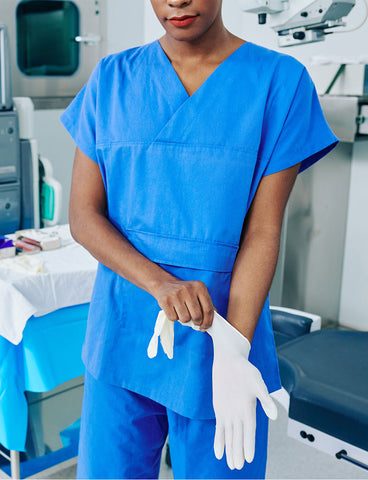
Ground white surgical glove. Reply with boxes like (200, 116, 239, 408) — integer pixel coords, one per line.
(147, 310, 277, 470)
(207, 313, 278, 470)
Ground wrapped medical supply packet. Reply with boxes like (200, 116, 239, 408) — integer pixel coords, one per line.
(15, 228, 61, 251)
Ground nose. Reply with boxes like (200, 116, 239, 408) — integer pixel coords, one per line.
(168, 0, 192, 7)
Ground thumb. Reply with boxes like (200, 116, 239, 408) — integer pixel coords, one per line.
(255, 374, 278, 420)
(259, 393, 278, 420)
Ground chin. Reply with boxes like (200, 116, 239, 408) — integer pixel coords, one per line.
(166, 27, 205, 43)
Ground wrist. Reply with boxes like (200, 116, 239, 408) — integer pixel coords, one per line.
(227, 320, 255, 344)
(145, 266, 176, 297)
(208, 312, 251, 358)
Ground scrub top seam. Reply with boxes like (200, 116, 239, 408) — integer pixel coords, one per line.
(96, 140, 258, 154)
(124, 228, 239, 249)
(262, 137, 338, 176)
(148, 257, 234, 273)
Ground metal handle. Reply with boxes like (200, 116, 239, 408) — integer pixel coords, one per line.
(336, 450, 368, 471)
(74, 34, 101, 45)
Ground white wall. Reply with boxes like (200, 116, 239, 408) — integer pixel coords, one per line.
(104, 0, 145, 54)
(339, 139, 368, 330)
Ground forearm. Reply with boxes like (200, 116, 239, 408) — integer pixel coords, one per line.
(69, 147, 215, 328)
(226, 228, 280, 342)
(70, 210, 174, 296)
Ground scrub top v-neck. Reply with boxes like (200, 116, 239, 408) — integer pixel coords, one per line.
(155, 39, 248, 99)
(60, 39, 338, 419)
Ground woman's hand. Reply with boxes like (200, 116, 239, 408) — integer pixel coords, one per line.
(152, 278, 215, 331)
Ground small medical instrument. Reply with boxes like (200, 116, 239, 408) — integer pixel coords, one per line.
(13, 239, 40, 254)
(238, 0, 359, 46)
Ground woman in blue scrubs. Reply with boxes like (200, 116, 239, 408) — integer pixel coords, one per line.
(61, 0, 338, 478)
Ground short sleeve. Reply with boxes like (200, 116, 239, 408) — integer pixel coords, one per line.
(261, 66, 338, 177)
(60, 60, 102, 163)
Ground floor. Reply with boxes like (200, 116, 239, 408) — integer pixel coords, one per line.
(8, 404, 365, 480)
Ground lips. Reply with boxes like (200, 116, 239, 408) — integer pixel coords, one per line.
(168, 15, 197, 27)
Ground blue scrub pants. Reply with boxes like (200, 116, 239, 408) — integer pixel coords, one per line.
(77, 370, 269, 479)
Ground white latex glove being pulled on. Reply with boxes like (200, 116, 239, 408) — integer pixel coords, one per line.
(147, 310, 277, 470)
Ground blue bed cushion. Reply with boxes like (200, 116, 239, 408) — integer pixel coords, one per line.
(277, 330, 368, 451)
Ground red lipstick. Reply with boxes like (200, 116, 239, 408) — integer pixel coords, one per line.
(168, 15, 197, 27)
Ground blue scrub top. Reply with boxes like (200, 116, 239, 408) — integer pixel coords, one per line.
(61, 40, 338, 420)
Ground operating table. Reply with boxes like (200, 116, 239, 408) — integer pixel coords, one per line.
(271, 307, 368, 472)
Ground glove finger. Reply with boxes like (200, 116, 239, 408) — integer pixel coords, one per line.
(214, 423, 225, 460)
(225, 423, 234, 470)
(233, 421, 245, 470)
(154, 311, 167, 335)
(148, 311, 171, 359)
(148, 311, 168, 358)
(255, 375, 278, 421)
(147, 334, 159, 359)
(243, 406, 256, 464)
(160, 319, 174, 359)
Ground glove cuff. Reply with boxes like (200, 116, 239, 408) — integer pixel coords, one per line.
(208, 312, 251, 358)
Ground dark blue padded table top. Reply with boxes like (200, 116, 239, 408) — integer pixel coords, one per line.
(277, 330, 368, 451)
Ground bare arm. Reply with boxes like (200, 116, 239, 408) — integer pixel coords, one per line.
(69, 147, 215, 328)
(226, 163, 301, 342)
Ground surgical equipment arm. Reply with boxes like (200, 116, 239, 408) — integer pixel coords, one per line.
(238, 0, 358, 46)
